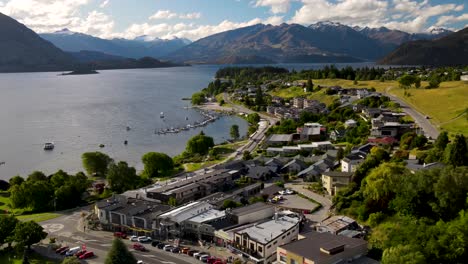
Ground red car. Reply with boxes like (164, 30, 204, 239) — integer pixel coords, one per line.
(114, 232, 127, 239)
(79, 251, 94, 259)
(55, 246, 68, 254)
(132, 243, 148, 252)
(75, 250, 87, 257)
(207, 257, 220, 264)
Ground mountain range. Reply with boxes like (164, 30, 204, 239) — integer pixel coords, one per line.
(40, 29, 191, 59)
(379, 27, 468, 66)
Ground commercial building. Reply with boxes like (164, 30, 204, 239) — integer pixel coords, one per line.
(232, 214, 301, 264)
(276, 231, 371, 264)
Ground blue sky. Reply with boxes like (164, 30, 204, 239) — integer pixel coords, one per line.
(0, 0, 467, 40)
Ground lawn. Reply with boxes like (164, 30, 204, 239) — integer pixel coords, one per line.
(0, 251, 59, 264)
(270, 86, 339, 106)
(0, 192, 61, 222)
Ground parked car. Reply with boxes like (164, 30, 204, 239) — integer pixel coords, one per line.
(132, 243, 148, 252)
(55, 246, 68, 254)
(114, 232, 127, 239)
(213, 261, 224, 264)
(279, 189, 294, 195)
(187, 250, 198, 256)
(137, 261, 144, 264)
(163, 245, 174, 252)
(75, 250, 87, 257)
(207, 257, 220, 264)
(65, 247, 81, 257)
(157, 243, 166, 249)
(171, 247, 180, 253)
(137, 236, 152, 243)
(79, 251, 94, 260)
(193, 252, 206, 259)
(151, 240, 161, 247)
(181, 247, 191, 254)
(129, 235, 139, 242)
(200, 254, 210, 262)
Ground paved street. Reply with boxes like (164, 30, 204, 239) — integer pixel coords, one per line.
(385, 88, 440, 139)
(41, 210, 194, 264)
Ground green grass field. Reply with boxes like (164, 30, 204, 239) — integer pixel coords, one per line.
(270, 86, 338, 106)
(1, 192, 61, 222)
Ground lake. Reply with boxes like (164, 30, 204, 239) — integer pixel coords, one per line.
(0, 63, 379, 180)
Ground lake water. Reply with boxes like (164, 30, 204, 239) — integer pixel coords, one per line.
(0, 63, 379, 180)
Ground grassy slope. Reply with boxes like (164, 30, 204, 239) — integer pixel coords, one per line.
(270, 86, 338, 106)
(1, 192, 60, 222)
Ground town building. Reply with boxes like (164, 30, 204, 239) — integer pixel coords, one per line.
(316, 216, 360, 235)
(232, 214, 301, 263)
(293, 98, 305, 109)
(266, 134, 294, 146)
(321, 171, 354, 195)
(276, 231, 371, 264)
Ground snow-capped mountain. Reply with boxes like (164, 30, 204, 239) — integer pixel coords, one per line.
(428, 27, 453, 35)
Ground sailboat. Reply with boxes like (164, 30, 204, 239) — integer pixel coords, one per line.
(160, 112, 164, 118)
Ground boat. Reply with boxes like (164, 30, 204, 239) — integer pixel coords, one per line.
(185, 116, 189, 120)
(44, 142, 54, 150)
(124, 140, 128, 145)
(160, 112, 164, 118)
(126, 126, 131, 131)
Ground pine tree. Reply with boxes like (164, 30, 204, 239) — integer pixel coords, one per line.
(105, 238, 138, 264)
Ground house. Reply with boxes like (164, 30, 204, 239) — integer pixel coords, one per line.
(352, 104, 364, 113)
(321, 171, 354, 195)
(362, 108, 381, 119)
(298, 156, 337, 181)
(232, 215, 300, 263)
(316, 215, 360, 234)
(371, 122, 413, 138)
(357, 89, 370, 99)
(368, 136, 398, 146)
(265, 158, 286, 173)
(293, 97, 305, 109)
(261, 185, 283, 199)
(344, 119, 358, 128)
(281, 159, 308, 174)
(341, 153, 366, 173)
(405, 159, 445, 174)
(276, 231, 372, 264)
(246, 166, 277, 181)
(183, 208, 226, 240)
(297, 126, 322, 142)
(266, 134, 294, 146)
(330, 129, 346, 141)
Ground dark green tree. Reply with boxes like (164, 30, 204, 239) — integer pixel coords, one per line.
(81, 152, 112, 176)
(0, 215, 19, 247)
(242, 151, 252, 160)
(434, 131, 449, 150)
(141, 152, 174, 178)
(191, 92, 205, 105)
(9, 175, 24, 186)
(185, 132, 214, 155)
(26, 171, 47, 182)
(255, 88, 264, 106)
(306, 77, 314, 92)
(14, 221, 47, 249)
(50, 170, 70, 189)
(428, 75, 441, 88)
(230, 125, 240, 140)
(382, 244, 426, 264)
(107, 161, 139, 193)
(246, 113, 260, 124)
(105, 238, 137, 264)
(444, 134, 468, 166)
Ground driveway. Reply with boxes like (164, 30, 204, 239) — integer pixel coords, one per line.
(286, 183, 332, 223)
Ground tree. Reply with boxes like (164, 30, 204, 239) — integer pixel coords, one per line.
(107, 161, 139, 193)
(336, 147, 344, 160)
(191, 92, 205, 105)
(398, 75, 417, 89)
(9, 175, 24, 187)
(26, 171, 47, 182)
(141, 152, 174, 178)
(242, 151, 252, 160)
(444, 134, 468, 166)
(185, 132, 214, 155)
(428, 75, 441, 88)
(168, 197, 177, 206)
(0, 215, 19, 247)
(246, 113, 260, 124)
(50, 170, 70, 189)
(81, 152, 112, 176)
(306, 77, 314, 92)
(230, 125, 240, 140)
(382, 244, 426, 264)
(255, 88, 264, 106)
(14, 221, 47, 249)
(105, 238, 137, 264)
(0, 180, 9, 191)
(221, 200, 241, 209)
(434, 131, 449, 150)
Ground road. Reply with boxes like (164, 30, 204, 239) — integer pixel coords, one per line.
(41, 210, 193, 264)
(286, 183, 332, 223)
(385, 88, 440, 139)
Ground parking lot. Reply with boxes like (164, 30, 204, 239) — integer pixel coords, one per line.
(274, 193, 320, 213)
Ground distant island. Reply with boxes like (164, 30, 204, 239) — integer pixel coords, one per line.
(61, 69, 99, 75)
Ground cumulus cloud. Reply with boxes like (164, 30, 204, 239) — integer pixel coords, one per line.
(254, 0, 291, 14)
(149, 10, 202, 20)
(290, 0, 466, 33)
(435, 13, 468, 27)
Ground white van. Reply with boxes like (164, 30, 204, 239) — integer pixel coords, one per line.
(65, 246, 81, 256)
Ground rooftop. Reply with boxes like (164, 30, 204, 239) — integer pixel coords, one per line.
(159, 201, 213, 223)
(186, 208, 226, 224)
(322, 171, 354, 178)
(230, 202, 274, 216)
(235, 215, 299, 244)
(268, 134, 293, 142)
(319, 215, 357, 233)
(280, 231, 367, 262)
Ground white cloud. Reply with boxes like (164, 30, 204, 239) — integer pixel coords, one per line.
(290, 0, 466, 33)
(254, 0, 291, 14)
(99, 0, 109, 8)
(149, 10, 178, 20)
(435, 13, 468, 27)
(264, 15, 284, 25)
(149, 10, 202, 20)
